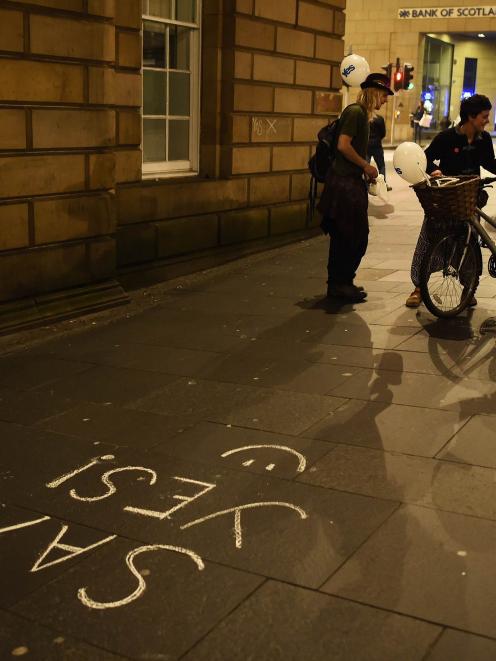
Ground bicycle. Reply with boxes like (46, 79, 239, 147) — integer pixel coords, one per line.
(418, 175, 496, 318)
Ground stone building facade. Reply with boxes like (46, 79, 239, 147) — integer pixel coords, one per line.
(0, 0, 345, 333)
(344, 0, 496, 143)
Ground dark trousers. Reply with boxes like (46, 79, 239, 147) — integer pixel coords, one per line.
(367, 145, 386, 180)
(327, 222, 369, 285)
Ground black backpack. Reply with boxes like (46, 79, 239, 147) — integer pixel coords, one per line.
(307, 119, 340, 221)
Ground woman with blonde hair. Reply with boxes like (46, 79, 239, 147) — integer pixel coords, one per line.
(318, 73, 393, 302)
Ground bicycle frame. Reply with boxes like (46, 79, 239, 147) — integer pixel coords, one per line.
(470, 207, 496, 259)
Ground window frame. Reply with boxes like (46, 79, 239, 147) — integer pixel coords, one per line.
(141, 1, 202, 179)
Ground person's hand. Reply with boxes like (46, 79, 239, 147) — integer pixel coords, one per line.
(364, 163, 378, 181)
(430, 169, 442, 177)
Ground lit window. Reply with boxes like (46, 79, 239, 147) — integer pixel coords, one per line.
(142, 0, 201, 178)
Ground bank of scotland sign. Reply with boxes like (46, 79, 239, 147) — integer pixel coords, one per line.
(398, 6, 496, 18)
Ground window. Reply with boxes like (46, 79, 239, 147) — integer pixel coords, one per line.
(142, 0, 201, 178)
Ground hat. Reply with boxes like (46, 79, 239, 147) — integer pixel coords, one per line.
(360, 73, 394, 96)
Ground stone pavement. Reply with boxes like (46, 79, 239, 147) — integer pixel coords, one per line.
(2, 158, 496, 660)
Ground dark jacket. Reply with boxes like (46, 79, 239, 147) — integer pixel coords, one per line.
(425, 126, 496, 176)
(368, 115, 386, 149)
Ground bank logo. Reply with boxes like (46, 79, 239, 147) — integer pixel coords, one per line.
(342, 64, 356, 77)
(399, 9, 411, 17)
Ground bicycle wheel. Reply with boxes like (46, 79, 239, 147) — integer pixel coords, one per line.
(419, 232, 480, 318)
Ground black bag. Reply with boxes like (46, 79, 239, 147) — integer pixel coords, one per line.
(307, 119, 340, 223)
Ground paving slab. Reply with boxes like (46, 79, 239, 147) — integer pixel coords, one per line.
(0, 609, 125, 660)
(322, 504, 496, 638)
(182, 581, 441, 661)
(298, 444, 496, 521)
(302, 399, 465, 457)
(151, 420, 334, 479)
(426, 629, 496, 661)
(130, 377, 347, 435)
(12, 536, 263, 661)
(437, 414, 496, 468)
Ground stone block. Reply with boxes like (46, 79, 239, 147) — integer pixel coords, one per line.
(220, 207, 268, 245)
(235, 16, 274, 50)
(234, 84, 273, 112)
(115, 149, 141, 183)
(0, 110, 26, 150)
(316, 35, 344, 62)
(270, 202, 307, 234)
(118, 30, 142, 69)
(117, 223, 156, 266)
(276, 27, 314, 58)
(115, 72, 142, 106)
(334, 11, 345, 36)
(0, 204, 29, 251)
(0, 60, 84, 104)
(298, 2, 334, 33)
(232, 115, 250, 142)
(291, 172, 311, 200)
(0, 9, 23, 52)
(274, 87, 312, 114)
(88, 237, 115, 280)
(8, 0, 83, 10)
(249, 173, 290, 205)
(272, 145, 309, 171)
(87, 0, 115, 17)
(0, 243, 88, 303)
(119, 111, 141, 144)
(232, 146, 271, 174)
(251, 116, 292, 142)
(0, 155, 85, 198)
(115, 0, 142, 29)
(254, 0, 297, 24)
(253, 54, 295, 84)
(296, 60, 331, 88)
(331, 65, 341, 89)
(156, 214, 219, 257)
(34, 193, 115, 244)
(236, 0, 253, 13)
(235, 51, 252, 79)
(293, 117, 325, 142)
(89, 152, 115, 190)
(32, 109, 115, 149)
(117, 178, 248, 224)
(30, 15, 114, 62)
(88, 67, 115, 105)
(314, 91, 342, 114)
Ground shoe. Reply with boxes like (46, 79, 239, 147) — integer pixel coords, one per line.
(327, 283, 367, 302)
(405, 287, 422, 308)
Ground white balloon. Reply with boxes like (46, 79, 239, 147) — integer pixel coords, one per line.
(393, 141, 428, 184)
(340, 54, 370, 87)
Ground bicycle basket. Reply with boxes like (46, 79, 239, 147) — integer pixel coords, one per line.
(412, 175, 480, 223)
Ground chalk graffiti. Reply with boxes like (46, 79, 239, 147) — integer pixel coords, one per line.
(221, 445, 307, 473)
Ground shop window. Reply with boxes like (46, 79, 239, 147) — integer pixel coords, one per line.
(142, 0, 201, 178)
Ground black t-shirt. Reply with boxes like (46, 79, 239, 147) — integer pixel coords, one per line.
(425, 127, 496, 176)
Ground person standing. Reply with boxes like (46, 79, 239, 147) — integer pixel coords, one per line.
(406, 94, 496, 308)
(318, 73, 393, 302)
(368, 114, 392, 191)
(412, 100, 424, 144)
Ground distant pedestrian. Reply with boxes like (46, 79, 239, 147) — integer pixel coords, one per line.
(412, 100, 424, 143)
(318, 73, 393, 302)
(367, 114, 392, 191)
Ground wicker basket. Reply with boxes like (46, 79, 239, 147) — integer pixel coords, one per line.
(412, 175, 480, 223)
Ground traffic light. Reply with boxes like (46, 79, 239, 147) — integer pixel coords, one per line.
(382, 63, 393, 86)
(394, 67, 403, 92)
(403, 64, 414, 90)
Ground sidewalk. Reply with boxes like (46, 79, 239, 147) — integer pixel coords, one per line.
(1, 161, 496, 660)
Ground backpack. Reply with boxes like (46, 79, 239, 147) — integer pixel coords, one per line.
(307, 119, 340, 222)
